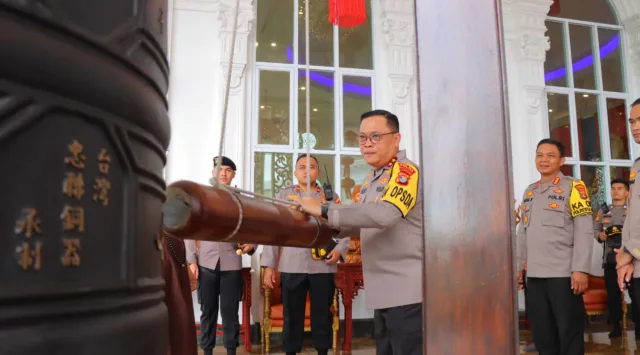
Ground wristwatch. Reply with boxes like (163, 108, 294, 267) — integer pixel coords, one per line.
(321, 203, 330, 219)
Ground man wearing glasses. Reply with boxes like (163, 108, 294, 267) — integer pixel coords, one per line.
(298, 110, 424, 355)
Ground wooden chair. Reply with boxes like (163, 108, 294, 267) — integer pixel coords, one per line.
(583, 276, 608, 323)
(260, 266, 339, 354)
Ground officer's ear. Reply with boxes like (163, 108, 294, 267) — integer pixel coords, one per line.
(559, 156, 566, 166)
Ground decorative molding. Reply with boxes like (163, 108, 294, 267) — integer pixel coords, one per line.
(624, 14, 640, 64)
(390, 76, 410, 99)
(174, 0, 220, 12)
(524, 86, 544, 115)
(217, 1, 254, 35)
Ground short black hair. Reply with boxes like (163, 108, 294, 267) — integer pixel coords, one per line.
(360, 110, 400, 132)
(611, 178, 630, 190)
(632, 98, 640, 108)
(536, 138, 566, 158)
(296, 154, 319, 166)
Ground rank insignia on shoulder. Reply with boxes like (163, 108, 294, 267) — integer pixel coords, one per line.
(523, 215, 529, 224)
(631, 172, 637, 179)
(552, 177, 561, 185)
(526, 191, 533, 197)
(549, 203, 559, 209)
(553, 188, 564, 194)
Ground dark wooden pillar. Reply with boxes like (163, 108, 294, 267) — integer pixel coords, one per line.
(415, 1, 518, 354)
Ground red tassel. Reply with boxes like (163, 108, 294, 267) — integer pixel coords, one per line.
(328, 0, 367, 28)
(548, 0, 560, 16)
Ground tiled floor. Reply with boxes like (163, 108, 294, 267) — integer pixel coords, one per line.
(198, 324, 640, 354)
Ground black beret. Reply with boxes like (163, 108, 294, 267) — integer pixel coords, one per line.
(213, 156, 236, 171)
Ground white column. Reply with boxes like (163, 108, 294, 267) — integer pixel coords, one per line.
(166, 0, 223, 185)
(215, 0, 254, 188)
(378, 0, 419, 160)
(502, 0, 553, 200)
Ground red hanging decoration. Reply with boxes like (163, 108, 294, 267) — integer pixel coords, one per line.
(328, 0, 367, 28)
(548, 0, 561, 16)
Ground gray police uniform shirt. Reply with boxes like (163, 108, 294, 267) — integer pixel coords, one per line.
(593, 204, 627, 241)
(621, 158, 640, 277)
(261, 184, 349, 274)
(326, 150, 423, 310)
(516, 172, 594, 278)
(185, 240, 243, 271)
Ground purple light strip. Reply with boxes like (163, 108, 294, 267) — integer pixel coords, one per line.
(286, 46, 372, 95)
(545, 34, 620, 82)
(282, 33, 619, 90)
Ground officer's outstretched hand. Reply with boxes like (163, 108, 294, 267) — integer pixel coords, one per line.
(325, 250, 341, 265)
(263, 267, 277, 289)
(570, 272, 588, 295)
(298, 197, 322, 217)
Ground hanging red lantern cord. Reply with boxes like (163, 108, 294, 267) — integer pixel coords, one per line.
(328, 0, 367, 28)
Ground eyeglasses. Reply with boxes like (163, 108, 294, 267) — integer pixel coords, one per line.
(358, 132, 398, 145)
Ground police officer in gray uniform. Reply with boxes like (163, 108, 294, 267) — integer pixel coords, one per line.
(516, 138, 594, 355)
(615, 98, 640, 340)
(185, 156, 256, 355)
(262, 155, 349, 355)
(298, 110, 423, 355)
(593, 178, 629, 338)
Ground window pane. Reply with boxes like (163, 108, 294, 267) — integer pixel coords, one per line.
(254, 152, 293, 198)
(339, 155, 371, 205)
(258, 71, 291, 145)
(576, 93, 601, 161)
(298, 0, 333, 67)
(295, 154, 335, 192)
(569, 24, 596, 90)
(298, 70, 335, 150)
(339, 0, 372, 69)
(343, 76, 372, 148)
(561, 165, 574, 177)
(549, 0, 618, 25)
(607, 98, 630, 160)
(548, 93, 573, 157)
(611, 166, 631, 181)
(581, 165, 606, 208)
(256, 0, 293, 63)
(545, 21, 568, 87)
(599, 28, 624, 93)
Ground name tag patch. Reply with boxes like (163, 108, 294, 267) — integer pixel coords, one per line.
(548, 195, 565, 201)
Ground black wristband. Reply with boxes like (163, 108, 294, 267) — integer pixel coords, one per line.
(321, 203, 330, 219)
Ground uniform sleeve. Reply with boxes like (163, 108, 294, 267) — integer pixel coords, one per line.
(185, 239, 197, 265)
(621, 216, 640, 259)
(516, 198, 527, 271)
(261, 245, 280, 269)
(334, 234, 350, 257)
(334, 226, 361, 239)
(569, 180, 594, 273)
(593, 209, 603, 243)
(327, 162, 419, 229)
(327, 200, 403, 229)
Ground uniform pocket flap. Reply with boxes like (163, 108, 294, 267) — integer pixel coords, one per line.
(541, 204, 565, 227)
